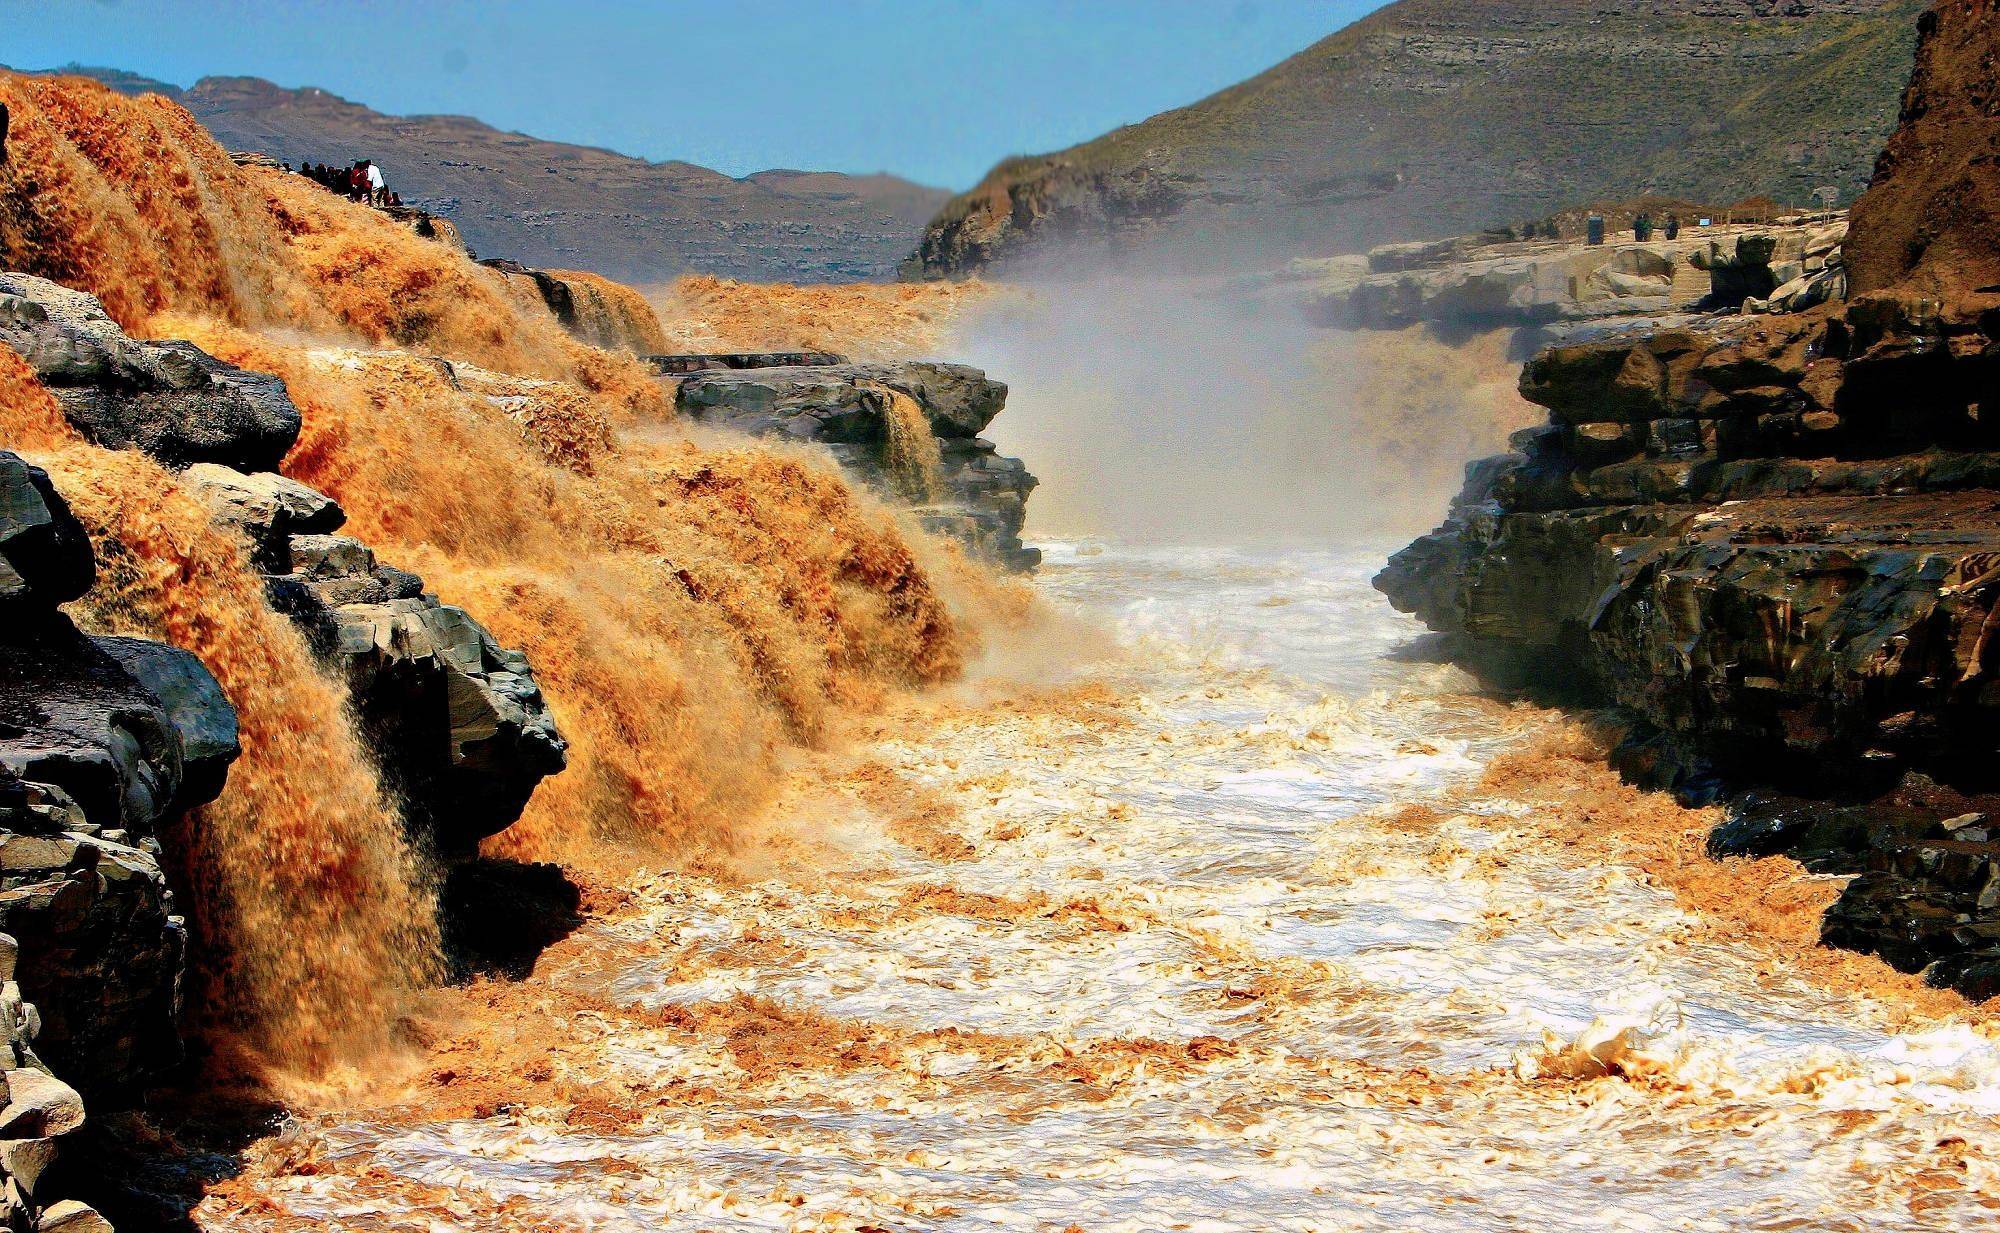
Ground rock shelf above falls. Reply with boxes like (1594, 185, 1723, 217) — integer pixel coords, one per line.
(674, 361, 1041, 572)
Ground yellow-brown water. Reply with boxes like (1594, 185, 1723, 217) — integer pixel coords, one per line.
(0, 74, 972, 1079)
(865, 381, 945, 503)
(57, 448, 443, 1081)
(192, 542, 2000, 1230)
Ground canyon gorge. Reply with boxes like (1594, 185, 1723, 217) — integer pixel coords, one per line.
(3, 0, 2000, 1228)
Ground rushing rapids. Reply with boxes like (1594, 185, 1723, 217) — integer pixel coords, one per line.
(0, 72, 979, 1096)
(189, 542, 2000, 1230)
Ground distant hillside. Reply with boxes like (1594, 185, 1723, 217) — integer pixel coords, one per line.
(12, 66, 948, 284)
(909, 0, 1925, 278)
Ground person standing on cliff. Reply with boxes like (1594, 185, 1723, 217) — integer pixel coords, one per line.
(364, 159, 386, 206)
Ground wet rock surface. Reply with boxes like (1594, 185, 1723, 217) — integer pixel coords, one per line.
(0, 276, 567, 861)
(0, 275, 298, 472)
(677, 361, 1040, 570)
(0, 454, 91, 614)
(1379, 3, 2000, 996)
(260, 527, 567, 859)
(0, 453, 233, 1231)
(0, 455, 227, 1098)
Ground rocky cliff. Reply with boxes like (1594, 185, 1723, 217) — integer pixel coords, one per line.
(909, 0, 1921, 278)
(1252, 217, 1850, 331)
(0, 273, 567, 863)
(1377, 0, 2000, 997)
(675, 361, 1040, 571)
(0, 445, 238, 1231)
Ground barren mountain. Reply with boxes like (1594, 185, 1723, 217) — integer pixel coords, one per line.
(15, 67, 947, 284)
(909, 0, 1926, 278)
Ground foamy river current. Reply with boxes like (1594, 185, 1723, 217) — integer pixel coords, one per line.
(212, 543, 2000, 1231)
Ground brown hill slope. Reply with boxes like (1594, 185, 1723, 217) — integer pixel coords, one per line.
(909, 0, 1925, 278)
(11, 67, 947, 284)
(1846, 0, 2000, 303)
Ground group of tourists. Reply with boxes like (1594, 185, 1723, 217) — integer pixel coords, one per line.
(286, 158, 399, 208)
(1630, 213, 1683, 242)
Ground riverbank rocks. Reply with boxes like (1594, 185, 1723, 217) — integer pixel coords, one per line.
(1377, 4, 2000, 996)
(0, 275, 298, 471)
(1254, 218, 1844, 331)
(0, 455, 91, 613)
(0, 925, 104, 1233)
(0, 455, 226, 1096)
(0, 453, 231, 1231)
(0, 276, 569, 861)
(675, 361, 1039, 570)
(186, 466, 566, 859)
(1377, 301, 2000, 991)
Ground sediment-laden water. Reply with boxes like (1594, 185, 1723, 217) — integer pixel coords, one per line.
(203, 543, 2000, 1231)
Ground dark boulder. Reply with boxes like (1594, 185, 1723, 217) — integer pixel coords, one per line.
(0, 274, 300, 471)
(0, 453, 92, 614)
(93, 637, 239, 814)
(266, 534, 566, 859)
(0, 620, 185, 839)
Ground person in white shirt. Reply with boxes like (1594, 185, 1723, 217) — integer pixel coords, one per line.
(364, 160, 386, 206)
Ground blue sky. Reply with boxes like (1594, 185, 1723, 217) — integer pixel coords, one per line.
(3, 0, 1383, 189)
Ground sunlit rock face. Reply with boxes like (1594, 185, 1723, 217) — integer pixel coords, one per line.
(677, 361, 1041, 570)
(0, 273, 299, 471)
(1378, 1, 2000, 995)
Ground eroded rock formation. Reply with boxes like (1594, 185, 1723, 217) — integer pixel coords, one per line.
(1378, 0, 2000, 996)
(0, 275, 298, 471)
(0, 277, 568, 864)
(676, 361, 1040, 570)
(1254, 219, 1848, 331)
(0, 448, 235, 1231)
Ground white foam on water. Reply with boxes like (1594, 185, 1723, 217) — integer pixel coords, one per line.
(205, 541, 2000, 1232)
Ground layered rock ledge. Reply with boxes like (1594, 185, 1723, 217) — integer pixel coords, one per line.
(675, 361, 1041, 570)
(0, 447, 237, 1231)
(1377, 1, 2000, 995)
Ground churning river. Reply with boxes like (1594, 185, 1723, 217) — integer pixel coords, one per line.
(207, 542, 2000, 1231)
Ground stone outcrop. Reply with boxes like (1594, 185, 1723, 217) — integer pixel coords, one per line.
(676, 362, 1040, 570)
(0, 276, 568, 864)
(186, 473, 568, 862)
(0, 453, 229, 1098)
(0, 453, 91, 613)
(0, 926, 99, 1233)
(0, 275, 298, 471)
(0, 449, 238, 1231)
(1377, 0, 2000, 997)
(1255, 219, 1847, 331)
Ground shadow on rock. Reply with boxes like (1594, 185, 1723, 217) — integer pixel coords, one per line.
(441, 858, 583, 980)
